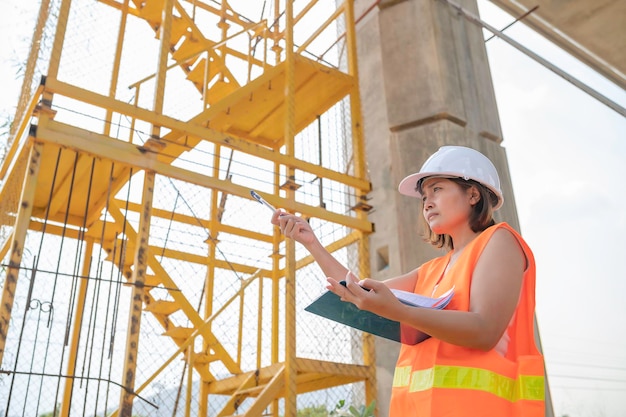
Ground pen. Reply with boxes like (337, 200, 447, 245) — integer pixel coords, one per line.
(250, 190, 277, 212)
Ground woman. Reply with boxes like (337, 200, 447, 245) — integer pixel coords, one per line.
(272, 146, 545, 416)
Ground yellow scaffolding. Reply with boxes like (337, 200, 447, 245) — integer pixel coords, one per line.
(0, 1, 376, 416)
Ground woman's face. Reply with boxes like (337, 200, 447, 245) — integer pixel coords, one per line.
(421, 177, 474, 234)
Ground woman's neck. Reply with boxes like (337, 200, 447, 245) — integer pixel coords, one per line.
(450, 227, 480, 253)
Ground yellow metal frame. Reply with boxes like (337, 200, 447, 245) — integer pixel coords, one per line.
(0, 1, 377, 416)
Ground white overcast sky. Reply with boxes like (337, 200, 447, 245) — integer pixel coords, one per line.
(1, 1, 625, 416)
(477, 2, 626, 416)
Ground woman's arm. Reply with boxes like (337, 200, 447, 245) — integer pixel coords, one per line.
(331, 228, 525, 350)
(272, 210, 349, 280)
(272, 211, 420, 289)
(383, 268, 420, 292)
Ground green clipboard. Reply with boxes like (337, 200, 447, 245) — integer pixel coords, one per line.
(304, 282, 453, 345)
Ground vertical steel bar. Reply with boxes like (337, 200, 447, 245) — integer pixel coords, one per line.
(59, 240, 95, 417)
(118, 4, 171, 408)
(344, 0, 366, 182)
(93, 162, 120, 413)
(43, 0, 72, 106)
(118, 171, 156, 416)
(284, 1, 297, 415)
(63, 156, 97, 416)
(47, 0, 71, 78)
(151, 0, 174, 140)
(47, 150, 80, 411)
(218, 1, 229, 82)
(185, 345, 193, 417)
(0, 141, 42, 364)
(106, 169, 134, 413)
(104, 0, 130, 137)
(271, 0, 282, 65)
(317, 116, 324, 207)
(21, 293, 44, 416)
(237, 283, 244, 365)
(200, 144, 221, 416)
(344, 0, 378, 410)
(270, 160, 281, 417)
(256, 276, 263, 370)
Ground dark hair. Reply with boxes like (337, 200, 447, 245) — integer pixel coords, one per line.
(419, 178, 497, 250)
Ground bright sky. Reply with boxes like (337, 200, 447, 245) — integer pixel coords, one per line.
(1, 1, 625, 417)
(477, 2, 626, 416)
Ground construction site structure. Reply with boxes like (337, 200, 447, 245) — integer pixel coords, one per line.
(0, 0, 570, 416)
(0, 1, 377, 416)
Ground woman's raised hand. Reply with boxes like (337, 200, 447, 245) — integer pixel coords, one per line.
(271, 210, 318, 247)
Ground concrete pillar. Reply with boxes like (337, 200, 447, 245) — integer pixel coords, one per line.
(355, 0, 525, 414)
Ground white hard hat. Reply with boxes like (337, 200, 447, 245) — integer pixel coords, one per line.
(398, 146, 503, 210)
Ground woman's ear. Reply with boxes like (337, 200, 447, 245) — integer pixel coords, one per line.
(469, 186, 481, 205)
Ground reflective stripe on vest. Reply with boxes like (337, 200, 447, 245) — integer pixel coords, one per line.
(393, 365, 544, 402)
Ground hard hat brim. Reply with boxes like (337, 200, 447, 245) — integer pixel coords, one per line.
(398, 172, 504, 210)
(398, 172, 459, 197)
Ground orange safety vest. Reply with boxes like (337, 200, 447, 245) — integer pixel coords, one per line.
(389, 223, 545, 416)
